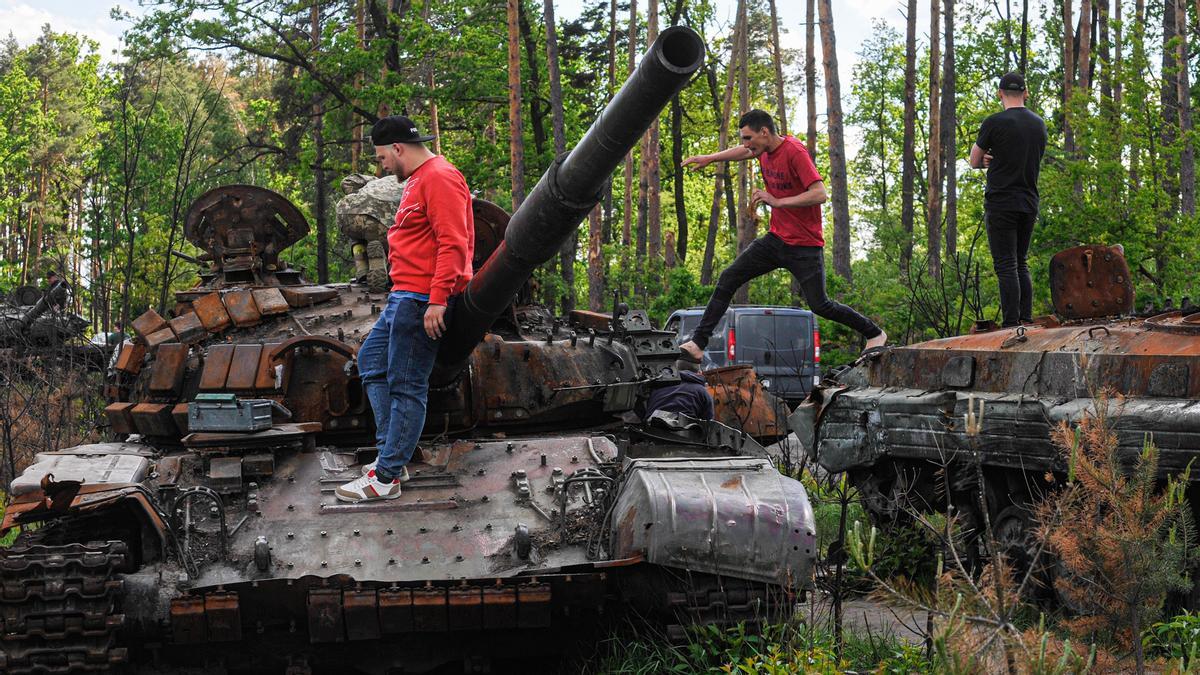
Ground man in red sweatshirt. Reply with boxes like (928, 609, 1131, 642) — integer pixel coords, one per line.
(677, 110, 885, 362)
(337, 115, 475, 502)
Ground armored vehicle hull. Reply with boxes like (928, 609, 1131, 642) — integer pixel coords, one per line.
(0, 27, 815, 674)
(791, 244, 1200, 575)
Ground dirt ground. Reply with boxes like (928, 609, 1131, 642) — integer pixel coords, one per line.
(798, 591, 931, 645)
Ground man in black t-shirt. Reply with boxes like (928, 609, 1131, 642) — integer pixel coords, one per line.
(970, 72, 1047, 328)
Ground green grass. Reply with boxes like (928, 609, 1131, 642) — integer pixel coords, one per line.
(589, 620, 929, 674)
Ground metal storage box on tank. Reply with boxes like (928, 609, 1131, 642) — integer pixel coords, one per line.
(188, 393, 273, 432)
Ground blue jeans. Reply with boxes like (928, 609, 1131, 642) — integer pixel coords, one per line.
(358, 291, 454, 482)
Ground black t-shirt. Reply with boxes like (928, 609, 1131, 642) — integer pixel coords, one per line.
(975, 107, 1047, 213)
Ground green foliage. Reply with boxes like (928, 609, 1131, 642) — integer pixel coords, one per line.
(1144, 611, 1200, 668)
(592, 620, 927, 674)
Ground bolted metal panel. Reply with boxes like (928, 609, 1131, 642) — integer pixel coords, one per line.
(200, 344, 235, 391)
(378, 588, 413, 633)
(609, 458, 816, 588)
(192, 292, 233, 333)
(941, 355, 975, 388)
(481, 586, 517, 629)
(113, 341, 147, 376)
(252, 287, 290, 316)
(411, 587, 448, 632)
(280, 286, 340, 308)
(226, 344, 264, 390)
(104, 402, 137, 435)
(170, 596, 207, 644)
(204, 591, 242, 642)
(171, 403, 190, 435)
(306, 589, 344, 643)
(149, 343, 190, 398)
(447, 587, 483, 631)
(223, 289, 262, 328)
(131, 403, 177, 437)
(254, 343, 282, 391)
(515, 583, 552, 628)
(144, 326, 177, 349)
(342, 589, 381, 641)
(169, 312, 207, 345)
(131, 308, 169, 342)
(1049, 245, 1133, 320)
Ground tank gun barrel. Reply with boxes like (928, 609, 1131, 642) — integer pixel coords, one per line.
(18, 283, 68, 328)
(437, 25, 705, 366)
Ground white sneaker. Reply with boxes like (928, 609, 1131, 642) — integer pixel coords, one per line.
(360, 462, 410, 482)
(335, 472, 401, 502)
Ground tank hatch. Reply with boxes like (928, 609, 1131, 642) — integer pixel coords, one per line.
(184, 185, 310, 288)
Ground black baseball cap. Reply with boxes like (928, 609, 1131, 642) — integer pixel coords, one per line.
(370, 115, 436, 145)
(999, 72, 1026, 92)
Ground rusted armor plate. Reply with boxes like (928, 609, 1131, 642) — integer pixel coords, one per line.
(1049, 244, 1133, 319)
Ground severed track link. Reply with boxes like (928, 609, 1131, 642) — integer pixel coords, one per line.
(0, 541, 130, 674)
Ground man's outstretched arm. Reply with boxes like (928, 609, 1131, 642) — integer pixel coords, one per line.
(682, 145, 755, 169)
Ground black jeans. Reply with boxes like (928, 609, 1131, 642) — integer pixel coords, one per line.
(689, 233, 882, 349)
(985, 209, 1036, 327)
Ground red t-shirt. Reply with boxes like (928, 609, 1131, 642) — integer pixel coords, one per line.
(387, 156, 475, 306)
(758, 136, 824, 247)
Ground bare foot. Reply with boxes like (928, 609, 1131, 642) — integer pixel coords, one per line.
(864, 330, 887, 351)
(679, 340, 703, 361)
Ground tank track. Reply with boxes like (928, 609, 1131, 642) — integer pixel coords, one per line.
(0, 540, 130, 674)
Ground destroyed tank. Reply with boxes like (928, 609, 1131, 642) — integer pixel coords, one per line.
(791, 244, 1200, 573)
(0, 27, 815, 674)
(0, 283, 108, 371)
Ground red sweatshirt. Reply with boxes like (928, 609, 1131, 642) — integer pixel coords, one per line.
(387, 156, 475, 306)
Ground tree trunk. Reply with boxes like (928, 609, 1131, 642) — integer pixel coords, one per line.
(926, 0, 943, 278)
(1177, 0, 1194, 214)
(817, 0, 852, 282)
(1113, 0, 1122, 113)
(352, 0, 366, 171)
(622, 0, 637, 247)
(588, 205, 605, 310)
(734, 0, 753, 302)
(424, 0, 441, 156)
(312, 1, 329, 284)
(1020, 0, 1029, 73)
(701, 53, 737, 285)
(1099, 0, 1112, 103)
(806, 0, 817, 153)
(517, 7, 546, 161)
(1063, 0, 1076, 156)
(604, 0, 618, 244)
(545, 0, 574, 311)
(900, 0, 918, 274)
(941, 0, 957, 260)
(507, 0, 526, 209)
(1078, 0, 1093, 92)
(671, 93, 687, 265)
(1159, 0, 1179, 275)
(767, 0, 788, 135)
(642, 0, 661, 267)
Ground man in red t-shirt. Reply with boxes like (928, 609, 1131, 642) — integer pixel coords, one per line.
(678, 110, 885, 362)
(337, 115, 475, 502)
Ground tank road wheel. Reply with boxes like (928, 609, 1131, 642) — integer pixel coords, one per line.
(365, 240, 390, 293)
(0, 540, 131, 674)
